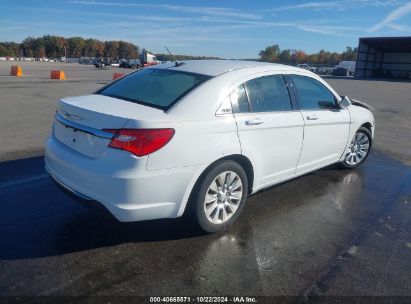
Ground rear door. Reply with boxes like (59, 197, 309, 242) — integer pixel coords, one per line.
(232, 73, 304, 189)
(286, 74, 350, 174)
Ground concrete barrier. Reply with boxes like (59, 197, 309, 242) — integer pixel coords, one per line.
(50, 70, 66, 80)
(10, 66, 23, 77)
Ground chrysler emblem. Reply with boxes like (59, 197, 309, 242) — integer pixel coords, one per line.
(63, 111, 83, 120)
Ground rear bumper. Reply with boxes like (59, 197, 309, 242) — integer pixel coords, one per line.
(49, 173, 118, 220)
(48, 169, 94, 201)
(45, 136, 198, 222)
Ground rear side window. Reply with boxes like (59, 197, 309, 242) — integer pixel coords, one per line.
(98, 68, 211, 110)
(230, 84, 250, 113)
(291, 75, 336, 110)
(244, 75, 292, 112)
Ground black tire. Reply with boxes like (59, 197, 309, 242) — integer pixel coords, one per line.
(339, 127, 372, 169)
(189, 160, 248, 233)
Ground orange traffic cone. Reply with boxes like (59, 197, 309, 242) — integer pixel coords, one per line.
(112, 73, 125, 80)
(10, 66, 23, 77)
(50, 70, 66, 80)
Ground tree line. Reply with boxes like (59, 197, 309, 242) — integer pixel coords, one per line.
(0, 35, 357, 65)
(0, 35, 140, 59)
(0, 35, 222, 61)
(259, 45, 357, 66)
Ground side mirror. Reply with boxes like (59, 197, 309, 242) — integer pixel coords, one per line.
(339, 96, 351, 109)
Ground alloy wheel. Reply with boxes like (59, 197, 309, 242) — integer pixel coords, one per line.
(203, 171, 243, 224)
(344, 132, 370, 166)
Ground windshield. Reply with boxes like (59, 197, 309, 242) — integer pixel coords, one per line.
(98, 68, 211, 110)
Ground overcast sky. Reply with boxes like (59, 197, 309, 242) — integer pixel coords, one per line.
(1, 0, 411, 58)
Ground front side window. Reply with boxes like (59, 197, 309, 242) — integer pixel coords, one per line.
(244, 75, 292, 112)
(291, 75, 337, 110)
(98, 68, 211, 110)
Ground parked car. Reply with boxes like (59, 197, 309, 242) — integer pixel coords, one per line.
(317, 66, 333, 75)
(297, 63, 316, 73)
(45, 60, 375, 232)
(332, 67, 350, 76)
(93, 57, 113, 68)
(119, 59, 142, 69)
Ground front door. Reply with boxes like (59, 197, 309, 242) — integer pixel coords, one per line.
(287, 74, 350, 174)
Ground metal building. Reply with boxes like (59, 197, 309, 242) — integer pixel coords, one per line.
(355, 37, 411, 80)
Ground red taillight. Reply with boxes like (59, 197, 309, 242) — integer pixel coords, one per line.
(103, 128, 175, 157)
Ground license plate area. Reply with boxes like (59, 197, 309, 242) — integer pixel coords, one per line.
(54, 120, 109, 158)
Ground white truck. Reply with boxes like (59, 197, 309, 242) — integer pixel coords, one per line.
(333, 61, 356, 76)
(139, 51, 160, 67)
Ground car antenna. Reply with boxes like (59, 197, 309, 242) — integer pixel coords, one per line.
(165, 46, 173, 57)
(165, 46, 185, 67)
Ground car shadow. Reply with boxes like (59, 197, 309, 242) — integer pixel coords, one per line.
(1, 151, 410, 260)
(0, 202, 206, 260)
(0, 156, 206, 260)
(0, 157, 344, 261)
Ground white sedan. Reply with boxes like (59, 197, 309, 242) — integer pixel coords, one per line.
(45, 60, 375, 232)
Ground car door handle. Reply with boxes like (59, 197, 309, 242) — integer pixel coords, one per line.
(245, 118, 264, 126)
(306, 114, 319, 120)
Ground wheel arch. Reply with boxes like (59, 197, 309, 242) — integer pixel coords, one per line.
(360, 123, 374, 148)
(355, 121, 374, 146)
(177, 154, 254, 217)
(361, 122, 373, 134)
(339, 121, 374, 163)
(219, 154, 254, 194)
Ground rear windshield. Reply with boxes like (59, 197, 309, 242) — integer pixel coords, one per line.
(98, 68, 211, 110)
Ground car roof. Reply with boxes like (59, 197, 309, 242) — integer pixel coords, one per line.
(151, 60, 291, 76)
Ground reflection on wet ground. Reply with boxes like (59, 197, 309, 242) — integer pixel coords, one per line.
(0, 151, 410, 296)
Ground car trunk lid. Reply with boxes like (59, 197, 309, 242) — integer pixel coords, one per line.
(54, 94, 166, 158)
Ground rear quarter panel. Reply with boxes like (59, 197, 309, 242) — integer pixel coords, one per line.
(144, 116, 241, 170)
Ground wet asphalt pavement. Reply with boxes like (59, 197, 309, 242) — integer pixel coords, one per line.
(1, 63, 410, 302)
(0, 151, 410, 299)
